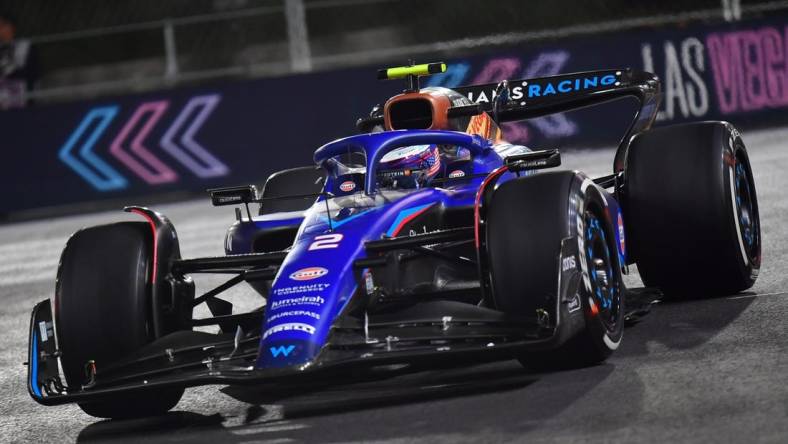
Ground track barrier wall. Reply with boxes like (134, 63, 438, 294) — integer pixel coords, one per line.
(3, 15, 787, 214)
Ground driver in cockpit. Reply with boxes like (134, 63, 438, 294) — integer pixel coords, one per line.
(375, 144, 474, 190)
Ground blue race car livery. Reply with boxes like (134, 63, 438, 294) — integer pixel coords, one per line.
(26, 62, 762, 419)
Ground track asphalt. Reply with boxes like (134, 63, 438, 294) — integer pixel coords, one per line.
(2, 127, 787, 443)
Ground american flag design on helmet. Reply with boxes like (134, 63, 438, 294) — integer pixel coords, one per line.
(378, 144, 442, 187)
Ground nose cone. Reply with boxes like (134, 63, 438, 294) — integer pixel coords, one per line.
(256, 225, 368, 369)
(255, 188, 452, 369)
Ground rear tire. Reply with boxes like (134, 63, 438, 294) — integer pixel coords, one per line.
(624, 122, 760, 298)
(56, 222, 183, 418)
(485, 172, 625, 370)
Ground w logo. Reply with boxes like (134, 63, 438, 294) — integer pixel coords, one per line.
(269, 345, 296, 358)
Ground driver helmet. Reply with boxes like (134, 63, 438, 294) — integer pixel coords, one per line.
(377, 144, 441, 189)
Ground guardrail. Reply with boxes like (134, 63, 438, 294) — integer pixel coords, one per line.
(19, 0, 788, 104)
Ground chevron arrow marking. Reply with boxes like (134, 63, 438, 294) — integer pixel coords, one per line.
(109, 101, 178, 184)
(58, 106, 128, 191)
(161, 94, 229, 178)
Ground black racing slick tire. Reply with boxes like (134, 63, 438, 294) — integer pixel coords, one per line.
(55, 222, 183, 419)
(485, 171, 625, 369)
(624, 122, 760, 298)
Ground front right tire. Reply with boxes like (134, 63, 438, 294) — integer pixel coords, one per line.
(485, 171, 625, 370)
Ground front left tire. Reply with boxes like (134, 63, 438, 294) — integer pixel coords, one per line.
(56, 222, 183, 418)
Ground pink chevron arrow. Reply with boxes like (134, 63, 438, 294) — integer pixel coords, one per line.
(109, 101, 178, 184)
(160, 94, 229, 178)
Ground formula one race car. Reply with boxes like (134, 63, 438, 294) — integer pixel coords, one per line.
(27, 62, 761, 419)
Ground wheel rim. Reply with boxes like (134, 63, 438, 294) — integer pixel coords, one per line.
(734, 151, 759, 261)
(584, 210, 621, 332)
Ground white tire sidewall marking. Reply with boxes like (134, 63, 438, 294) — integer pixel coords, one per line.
(603, 331, 622, 350)
(577, 178, 594, 294)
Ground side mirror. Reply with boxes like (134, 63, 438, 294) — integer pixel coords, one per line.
(207, 185, 259, 207)
(505, 149, 561, 173)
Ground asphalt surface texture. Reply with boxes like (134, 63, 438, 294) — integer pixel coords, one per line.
(1, 127, 787, 443)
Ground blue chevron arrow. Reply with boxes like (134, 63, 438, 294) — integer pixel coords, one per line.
(58, 106, 128, 191)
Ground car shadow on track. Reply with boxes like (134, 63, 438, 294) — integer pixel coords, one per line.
(75, 361, 616, 443)
(617, 290, 756, 357)
(75, 289, 754, 443)
(223, 361, 541, 417)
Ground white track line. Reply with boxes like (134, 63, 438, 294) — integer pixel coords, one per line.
(726, 291, 787, 300)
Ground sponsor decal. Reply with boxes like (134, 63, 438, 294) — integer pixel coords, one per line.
(216, 195, 241, 203)
(270, 295, 325, 311)
(263, 322, 316, 339)
(567, 294, 582, 313)
(379, 169, 411, 179)
(448, 169, 465, 178)
(289, 267, 328, 281)
(38, 321, 49, 342)
(617, 212, 626, 255)
(269, 345, 296, 357)
(308, 234, 343, 251)
(463, 75, 615, 104)
(271, 283, 331, 296)
(432, 51, 577, 142)
(339, 180, 356, 192)
(561, 256, 577, 272)
(364, 271, 375, 295)
(521, 158, 551, 169)
(523, 74, 617, 98)
(267, 310, 321, 323)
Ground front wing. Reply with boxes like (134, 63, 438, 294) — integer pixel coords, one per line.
(27, 298, 569, 406)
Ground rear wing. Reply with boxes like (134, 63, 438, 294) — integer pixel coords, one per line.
(454, 69, 660, 172)
(358, 68, 660, 173)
